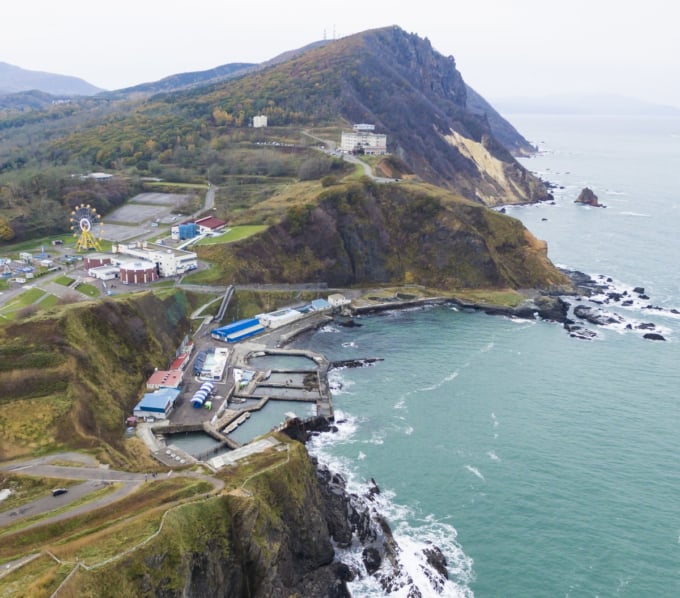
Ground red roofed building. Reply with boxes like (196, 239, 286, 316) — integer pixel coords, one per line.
(146, 369, 183, 391)
(169, 352, 191, 371)
(195, 216, 227, 234)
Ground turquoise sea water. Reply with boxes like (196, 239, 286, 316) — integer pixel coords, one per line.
(297, 115, 680, 597)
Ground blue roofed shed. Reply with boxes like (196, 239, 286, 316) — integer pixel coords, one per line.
(133, 388, 180, 420)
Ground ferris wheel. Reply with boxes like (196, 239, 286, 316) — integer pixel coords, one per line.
(70, 203, 104, 251)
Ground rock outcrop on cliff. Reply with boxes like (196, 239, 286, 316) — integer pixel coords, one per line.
(198, 178, 570, 291)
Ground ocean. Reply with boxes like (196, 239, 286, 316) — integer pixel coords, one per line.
(295, 114, 680, 597)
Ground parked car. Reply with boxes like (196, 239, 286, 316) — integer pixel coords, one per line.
(52, 488, 68, 496)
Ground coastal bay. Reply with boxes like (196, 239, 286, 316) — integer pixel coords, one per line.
(298, 114, 680, 597)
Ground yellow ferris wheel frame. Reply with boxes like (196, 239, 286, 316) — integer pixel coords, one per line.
(70, 203, 104, 251)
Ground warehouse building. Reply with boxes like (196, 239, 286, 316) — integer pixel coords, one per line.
(83, 254, 112, 269)
(133, 388, 180, 421)
(146, 369, 183, 391)
(113, 242, 197, 277)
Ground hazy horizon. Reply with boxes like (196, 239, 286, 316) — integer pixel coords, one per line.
(3, 1, 679, 109)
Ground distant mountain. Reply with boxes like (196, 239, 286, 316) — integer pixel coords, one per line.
(104, 41, 331, 99)
(0, 61, 103, 96)
(0, 26, 551, 210)
(105, 63, 256, 98)
(491, 92, 680, 116)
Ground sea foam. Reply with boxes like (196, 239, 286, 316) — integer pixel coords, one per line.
(308, 414, 474, 597)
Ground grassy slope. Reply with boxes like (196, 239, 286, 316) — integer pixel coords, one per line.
(196, 178, 570, 291)
(0, 290, 192, 465)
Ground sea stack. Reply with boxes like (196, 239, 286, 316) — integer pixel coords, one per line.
(575, 187, 605, 207)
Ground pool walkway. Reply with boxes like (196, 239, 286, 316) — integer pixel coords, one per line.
(142, 314, 335, 469)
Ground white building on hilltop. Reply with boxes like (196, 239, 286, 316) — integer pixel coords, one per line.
(340, 125, 387, 155)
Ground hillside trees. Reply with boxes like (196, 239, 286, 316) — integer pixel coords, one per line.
(0, 173, 138, 242)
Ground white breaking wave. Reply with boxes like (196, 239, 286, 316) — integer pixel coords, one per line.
(320, 324, 341, 333)
(491, 413, 499, 428)
(308, 415, 474, 597)
(465, 465, 485, 481)
(618, 211, 650, 217)
(419, 370, 459, 392)
(328, 370, 355, 395)
(487, 450, 501, 462)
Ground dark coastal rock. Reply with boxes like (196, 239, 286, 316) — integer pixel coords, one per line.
(633, 287, 645, 294)
(423, 544, 449, 591)
(643, 333, 666, 341)
(564, 323, 597, 340)
(636, 322, 656, 330)
(533, 295, 570, 323)
(281, 415, 335, 443)
(363, 547, 382, 575)
(330, 357, 384, 369)
(575, 187, 606, 207)
(561, 269, 608, 296)
(573, 305, 624, 326)
(338, 318, 362, 328)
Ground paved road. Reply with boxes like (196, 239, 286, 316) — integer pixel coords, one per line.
(0, 453, 223, 531)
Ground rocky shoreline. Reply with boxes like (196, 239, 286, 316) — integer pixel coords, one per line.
(280, 416, 450, 597)
(344, 270, 677, 342)
(263, 272, 678, 595)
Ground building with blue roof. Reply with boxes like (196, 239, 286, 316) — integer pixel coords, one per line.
(133, 388, 180, 421)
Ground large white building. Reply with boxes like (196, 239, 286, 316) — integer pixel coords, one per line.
(340, 125, 387, 155)
(112, 241, 197, 277)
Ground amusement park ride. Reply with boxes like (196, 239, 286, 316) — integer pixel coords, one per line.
(69, 203, 104, 251)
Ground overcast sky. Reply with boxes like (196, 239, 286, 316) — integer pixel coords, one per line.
(3, 0, 679, 107)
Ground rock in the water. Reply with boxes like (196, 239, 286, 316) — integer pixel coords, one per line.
(573, 305, 623, 326)
(575, 187, 606, 207)
(643, 333, 666, 341)
(363, 547, 382, 576)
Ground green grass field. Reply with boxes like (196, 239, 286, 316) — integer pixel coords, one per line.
(54, 275, 75, 286)
(196, 225, 268, 246)
(75, 283, 100, 298)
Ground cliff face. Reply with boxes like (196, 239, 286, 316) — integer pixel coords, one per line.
(198, 179, 569, 291)
(72, 438, 441, 597)
(0, 291, 192, 464)
(328, 27, 549, 205)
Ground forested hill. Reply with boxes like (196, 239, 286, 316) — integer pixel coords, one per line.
(0, 25, 550, 243)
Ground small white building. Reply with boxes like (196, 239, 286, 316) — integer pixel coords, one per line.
(328, 293, 351, 307)
(88, 265, 119, 280)
(194, 216, 227, 235)
(253, 115, 268, 128)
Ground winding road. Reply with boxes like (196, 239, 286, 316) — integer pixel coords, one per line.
(0, 452, 223, 531)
